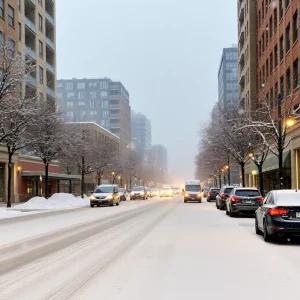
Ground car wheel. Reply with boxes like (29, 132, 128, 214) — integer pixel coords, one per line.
(90, 204, 94, 208)
(255, 217, 260, 235)
(220, 206, 224, 211)
(207, 199, 210, 202)
(116, 201, 119, 206)
(184, 200, 187, 203)
(216, 202, 220, 209)
(263, 220, 273, 242)
(229, 207, 235, 218)
(109, 201, 114, 206)
(226, 208, 229, 215)
(198, 200, 201, 203)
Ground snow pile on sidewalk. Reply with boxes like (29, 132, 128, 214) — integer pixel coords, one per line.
(13, 193, 90, 210)
(0, 208, 27, 219)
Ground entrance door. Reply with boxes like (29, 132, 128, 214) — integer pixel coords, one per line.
(0, 163, 5, 201)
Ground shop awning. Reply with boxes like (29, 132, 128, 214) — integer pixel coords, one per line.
(21, 171, 81, 181)
(249, 151, 291, 172)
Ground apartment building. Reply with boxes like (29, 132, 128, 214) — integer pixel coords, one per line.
(218, 46, 239, 109)
(237, 0, 257, 111)
(57, 78, 131, 153)
(256, 0, 299, 112)
(131, 110, 152, 158)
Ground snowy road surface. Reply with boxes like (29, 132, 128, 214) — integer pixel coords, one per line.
(1, 196, 300, 299)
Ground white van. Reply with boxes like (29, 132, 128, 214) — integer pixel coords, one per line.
(184, 180, 202, 203)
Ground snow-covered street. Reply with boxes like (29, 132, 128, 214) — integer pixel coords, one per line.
(1, 196, 300, 300)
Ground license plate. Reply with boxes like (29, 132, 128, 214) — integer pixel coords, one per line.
(296, 212, 300, 218)
(246, 200, 252, 204)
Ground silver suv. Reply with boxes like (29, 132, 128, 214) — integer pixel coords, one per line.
(90, 184, 120, 207)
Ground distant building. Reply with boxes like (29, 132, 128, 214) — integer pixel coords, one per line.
(57, 78, 131, 153)
(218, 46, 239, 109)
(148, 145, 168, 171)
(131, 111, 152, 158)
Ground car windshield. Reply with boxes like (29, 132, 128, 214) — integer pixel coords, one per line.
(119, 188, 125, 192)
(235, 190, 260, 197)
(94, 186, 113, 193)
(275, 193, 300, 205)
(186, 185, 201, 192)
(132, 186, 144, 191)
(224, 188, 233, 194)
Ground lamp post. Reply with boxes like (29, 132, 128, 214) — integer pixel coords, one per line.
(277, 93, 284, 189)
(225, 164, 230, 185)
(111, 172, 115, 184)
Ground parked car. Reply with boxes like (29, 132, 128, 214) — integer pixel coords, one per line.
(207, 188, 220, 202)
(255, 190, 300, 242)
(119, 188, 130, 201)
(145, 187, 152, 198)
(90, 184, 120, 207)
(216, 186, 234, 210)
(160, 187, 174, 197)
(130, 186, 147, 200)
(226, 187, 263, 217)
(151, 188, 160, 197)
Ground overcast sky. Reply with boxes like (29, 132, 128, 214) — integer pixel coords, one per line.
(57, 0, 238, 183)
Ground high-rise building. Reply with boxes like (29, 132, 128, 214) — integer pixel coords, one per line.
(256, 0, 299, 112)
(131, 110, 151, 158)
(218, 46, 239, 109)
(57, 78, 131, 152)
(148, 145, 168, 171)
(0, 0, 56, 105)
(237, 0, 257, 112)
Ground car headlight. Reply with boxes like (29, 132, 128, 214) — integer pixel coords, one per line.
(184, 193, 189, 197)
(198, 193, 201, 197)
(90, 195, 95, 200)
(131, 192, 134, 195)
(106, 195, 113, 200)
(140, 192, 144, 195)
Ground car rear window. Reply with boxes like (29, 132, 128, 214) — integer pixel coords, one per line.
(235, 190, 260, 197)
(275, 194, 300, 205)
(224, 188, 233, 194)
(211, 189, 220, 192)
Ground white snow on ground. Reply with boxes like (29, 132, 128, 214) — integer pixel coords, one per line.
(0, 208, 34, 219)
(13, 193, 90, 210)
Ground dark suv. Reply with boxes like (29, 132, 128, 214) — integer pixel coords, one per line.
(207, 188, 220, 202)
(216, 186, 234, 210)
(225, 187, 263, 217)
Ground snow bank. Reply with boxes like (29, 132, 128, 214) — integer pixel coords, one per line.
(0, 208, 26, 219)
(13, 193, 90, 210)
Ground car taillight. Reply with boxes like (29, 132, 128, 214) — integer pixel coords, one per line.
(256, 197, 264, 202)
(231, 197, 241, 202)
(269, 208, 289, 216)
(209, 192, 213, 195)
(221, 194, 226, 199)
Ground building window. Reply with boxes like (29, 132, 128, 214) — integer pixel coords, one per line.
(270, 88, 274, 110)
(38, 0, 43, 6)
(99, 81, 108, 89)
(274, 8, 278, 32)
(0, 0, 3, 19)
(38, 14, 43, 32)
(88, 81, 97, 88)
(18, 22, 21, 41)
(78, 91, 85, 99)
(90, 101, 96, 108)
(266, 59, 269, 79)
(67, 111, 73, 119)
(269, 16, 273, 39)
(270, 52, 273, 73)
(294, 59, 299, 89)
(275, 82, 278, 103)
(67, 91, 75, 99)
(274, 44, 278, 67)
(89, 91, 96, 99)
(57, 92, 62, 99)
(39, 92, 44, 101)
(18, 0, 21, 11)
(285, 0, 290, 9)
(279, 0, 283, 20)
(67, 101, 73, 108)
(8, 39, 15, 57)
(102, 100, 108, 108)
(266, 26, 268, 45)
(78, 101, 85, 106)
(8, 5, 14, 27)
(39, 66, 43, 84)
(286, 68, 291, 95)
(280, 75, 285, 97)
(39, 41, 43, 58)
(286, 23, 291, 52)
(293, 10, 298, 44)
(77, 82, 85, 89)
(262, 33, 265, 52)
(280, 35, 284, 61)
(100, 91, 108, 98)
(66, 82, 73, 90)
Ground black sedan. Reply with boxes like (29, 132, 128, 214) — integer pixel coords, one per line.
(207, 188, 220, 202)
(255, 190, 300, 242)
(226, 187, 263, 217)
(216, 186, 234, 210)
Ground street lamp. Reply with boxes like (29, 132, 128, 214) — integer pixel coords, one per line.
(277, 93, 284, 189)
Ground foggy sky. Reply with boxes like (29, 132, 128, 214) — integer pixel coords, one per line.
(57, 0, 238, 183)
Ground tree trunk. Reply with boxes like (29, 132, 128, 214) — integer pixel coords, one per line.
(227, 169, 231, 185)
(258, 164, 264, 196)
(45, 163, 49, 199)
(81, 156, 85, 199)
(97, 173, 101, 185)
(69, 179, 72, 194)
(219, 175, 221, 188)
(240, 162, 245, 187)
(7, 153, 13, 208)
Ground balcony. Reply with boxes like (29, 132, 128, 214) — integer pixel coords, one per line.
(26, 75, 36, 87)
(25, 17, 36, 33)
(46, 37, 55, 50)
(46, 62, 55, 74)
(110, 113, 120, 119)
(110, 104, 120, 109)
(239, 49, 245, 66)
(239, 1, 245, 21)
(46, 11, 55, 26)
(239, 68, 245, 85)
(25, 46, 36, 60)
(239, 24, 245, 44)
(46, 87, 56, 98)
(110, 124, 120, 129)
(240, 91, 245, 101)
